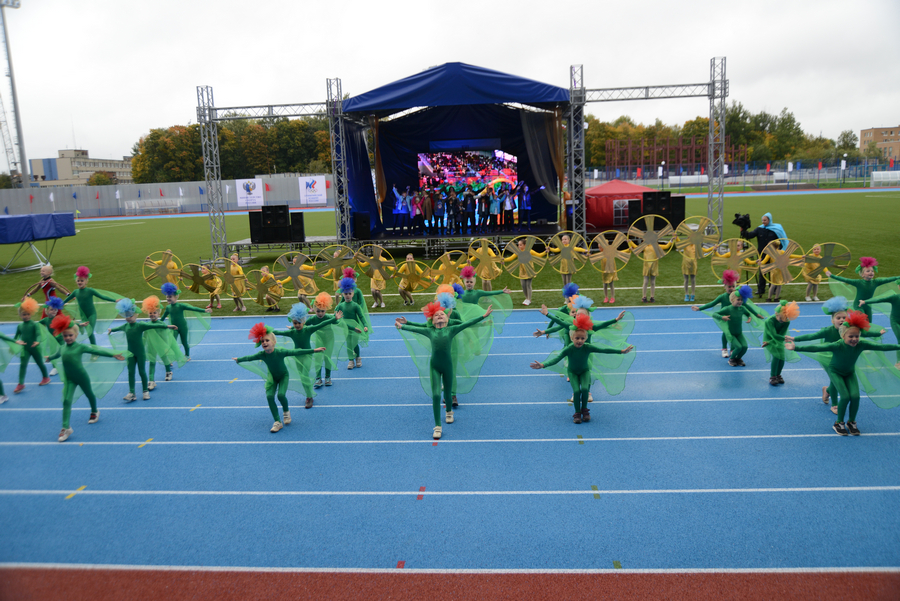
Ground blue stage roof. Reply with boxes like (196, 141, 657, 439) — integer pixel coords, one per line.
(343, 62, 569, 116)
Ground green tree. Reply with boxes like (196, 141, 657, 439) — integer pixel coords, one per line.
(864, 140, 882, 159)
(0, 172, 13, 188)
(681, 116, 709, 143)
(87, 172, 114, 186)
(769, 109, 804, 159)
(836, 130, 859, 151)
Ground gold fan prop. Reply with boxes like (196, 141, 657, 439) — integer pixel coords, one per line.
(710, 238, 759, 284)
(245, 269, 283, 308)
(431, 250, 468, 285)
(142, 250, 182, 289)
(802, 242, 852, 279)
(760, 239, 805, 285)
(219, 257, 250, 299)
(397, 259, 435, 292)
(466, 239, 503, 281)
(180, 263, 221, 295)
(355, 245, 397, 282)
(675, 216, 720, 259)
(502, 235, 547, 280)
(627, 215, 675, 261)
(546, 231, 589, 274)
(274, 252, 318, 296)
(589, 231, 631, 274)
(315, 244, 357, 290)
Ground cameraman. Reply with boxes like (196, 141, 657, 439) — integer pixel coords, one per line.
(739, 212, 788, 298)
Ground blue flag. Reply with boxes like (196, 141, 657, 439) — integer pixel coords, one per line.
(679, 166, 683, 174)
(72, 192, 77, 200)
(138, 190, 141, 198)
(199, 186, 205, 195)
(3, 206, 7, 214)
(744, 163, 749, 172)
(796, 161, 802, 170)
(615, 168, 620, 178)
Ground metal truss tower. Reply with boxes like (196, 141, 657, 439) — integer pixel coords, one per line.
(327, 78, 352, 244)
(578, 57, 729, 235)
(0, 0, 27, 186)
(567, 65, 587, 238)
(197, 85, 227, 260)
(0, 84, 16, 175)
(706, 57, 728, 232)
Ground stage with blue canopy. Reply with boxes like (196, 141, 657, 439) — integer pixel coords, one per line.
(340, 63, 570, 237)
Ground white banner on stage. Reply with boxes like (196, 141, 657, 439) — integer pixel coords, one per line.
(236, 178, 264, 207)
(299, 177, 327, 206)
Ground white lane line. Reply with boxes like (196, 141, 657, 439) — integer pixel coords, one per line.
(1, 562, 898, 574)
(75, 222, 146, 231)
(2, 432, 898, 446)
(1, 485, 898, 497)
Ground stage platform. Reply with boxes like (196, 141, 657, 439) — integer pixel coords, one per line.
(226, 223, 566, 260)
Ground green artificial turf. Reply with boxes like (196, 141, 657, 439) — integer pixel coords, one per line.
(1, 191, 898, 322)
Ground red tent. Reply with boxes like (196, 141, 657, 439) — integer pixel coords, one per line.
(585, 179, 655, 230)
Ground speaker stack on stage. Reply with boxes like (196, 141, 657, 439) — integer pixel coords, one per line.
(641, 191, 685, 228)
(248, 205, 305, 244)
(352, 212, 371, 240)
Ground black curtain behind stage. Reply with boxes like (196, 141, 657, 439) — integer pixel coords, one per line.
(345, 121, 380, 236)
(374, 104, 561, 231)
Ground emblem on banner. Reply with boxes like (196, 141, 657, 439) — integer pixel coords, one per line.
(243, 181, 256, 194)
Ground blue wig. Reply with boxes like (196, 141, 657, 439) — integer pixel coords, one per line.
(161, 282, 179, 296)
(738, 285, 753, 302)
(116, 298, 137, 317)
(339, 276, 357, 294)
(287, 303, 308, 323)
(572, 295, 594, 311)
(562, 283, 579, 299)
(452, 283, 465, 298)
(45, 297, 65, 311)
(436, 292, 456, 311)
(822, 296, 849, 315)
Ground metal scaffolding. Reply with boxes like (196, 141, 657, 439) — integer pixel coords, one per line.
(195, 87, 334, 259)
(573, 56, 730, 237)
(327, 78, 352, 244)
(567, 65, 586, 236)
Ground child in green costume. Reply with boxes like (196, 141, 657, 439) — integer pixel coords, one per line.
(761, 301, 801, 386)
(712, 285, 767, 367)
(234, 323, 324, 433)
(61, 266, 121, 346)
(108, 298, 177, 401)
(335, 277, 369, 370)
(787, 311, 900, 436)
(50, 314, 127, 442)
(692, 269, 739, 358)
(12, 298, 51, 394)
(161, 282, 212, 360)
(828, 257, 900, 322)
(141, 295, 187, 389)
(860, 283, 900, 368)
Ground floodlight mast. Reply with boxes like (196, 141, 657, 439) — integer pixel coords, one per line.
(0, 0, 28, 188)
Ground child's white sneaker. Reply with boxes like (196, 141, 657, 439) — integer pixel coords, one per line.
(49, 368, 58, 376)
(283, 411, 291, 425)
(142, 391, 150, 400)
(0, 395, 7, 404)
(148, 381, 156, 390)
(445, 411, 454, 423)
(355, 357, 361, 368)
(123, 393, 137, 402)
(270, 421, 283, 433)
(433, 426, 442, 440)
(347, 361, 354, 370)
(88, 411, 99, 424)
(805, 296, 812, 301)
(58, 427, 73, 442)
(165, 372, 173, 381)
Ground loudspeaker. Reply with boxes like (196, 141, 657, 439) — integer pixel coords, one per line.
(352, 212, 370, 240)
(670, 196, 686, 227)
(265, 226, 292, 243)
(290, 212, 305, 243)
(262, 204, 289, 227)
(249, 211, 264, 243)
(642, 191, 658, 214)
(628, 200, 643, 225)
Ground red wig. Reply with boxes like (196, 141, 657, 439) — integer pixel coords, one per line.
(722, 269, 739, 285)
(75, 266, 91, 278)
(860, 257, 878, 269)
(342, 267, 356, 279)
(844, 310, 870, 332)
(51, 314, 73, 336)
(422, 302, 444, 320)
(249, 322, 270, 345)
(573, 313, 594, 332)
(460, 265, 476, 279)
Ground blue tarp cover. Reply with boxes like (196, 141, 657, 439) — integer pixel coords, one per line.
(343, 62, 569, 116)
(0, 213, 76, 244)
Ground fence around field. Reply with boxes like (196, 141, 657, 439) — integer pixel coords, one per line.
(0, 176, 336, 219)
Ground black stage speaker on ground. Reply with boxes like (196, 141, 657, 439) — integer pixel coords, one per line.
(670, 196, 686, 226)
(642, 191, 658, 215)
(628, 199, 643, 226)
(266, 226, 292, 243)
(352, 212, 370, 240)
(262, 205, 289, 227)
(291, 212, 305, 243)
(249, 211, 264, 243)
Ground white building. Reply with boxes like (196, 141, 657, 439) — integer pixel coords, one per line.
(29, 149, 133, 187)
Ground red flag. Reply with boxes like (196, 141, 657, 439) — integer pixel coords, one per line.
(29, 194, 33, 203)
(159, 189, 164, 197)
(891, 158, 895, 169)
(265, 183, 271, 192)
(326, 180, 330, 189)
(636, 168, 642, 178)
(766, 163, 771, 173)
(818, 162, 822, 170)
(95, 192, 100, 200)
(701, 166, 705, 175)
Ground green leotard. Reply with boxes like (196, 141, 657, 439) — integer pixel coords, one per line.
(109, 321, 171, 394)
(540, 343, 627, 414)
(15, 320, 48, 385)
(713, 304, 766, 362)
(63, 287, 118, 345)
(305, 313, 344, 379)
(274, 316, 336, 397)
(59, 342, 122, 429)
(794, 339, 900, 424)
(793, 325, 883, 406)
(236, 347, 316, 422)
(161, 302, 208, 357)
(698, 292, 733, 350)
(865, 292, 900, 363)
(829, 274, 900, 321)
(0, 331, 18, 396)
(335, 300, 369, 361)
(400, 313, 488, 427)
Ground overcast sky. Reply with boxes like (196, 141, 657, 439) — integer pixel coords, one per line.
(3, 0, 898, 170)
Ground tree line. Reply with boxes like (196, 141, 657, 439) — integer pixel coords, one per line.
(585, 101, 878, 167)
